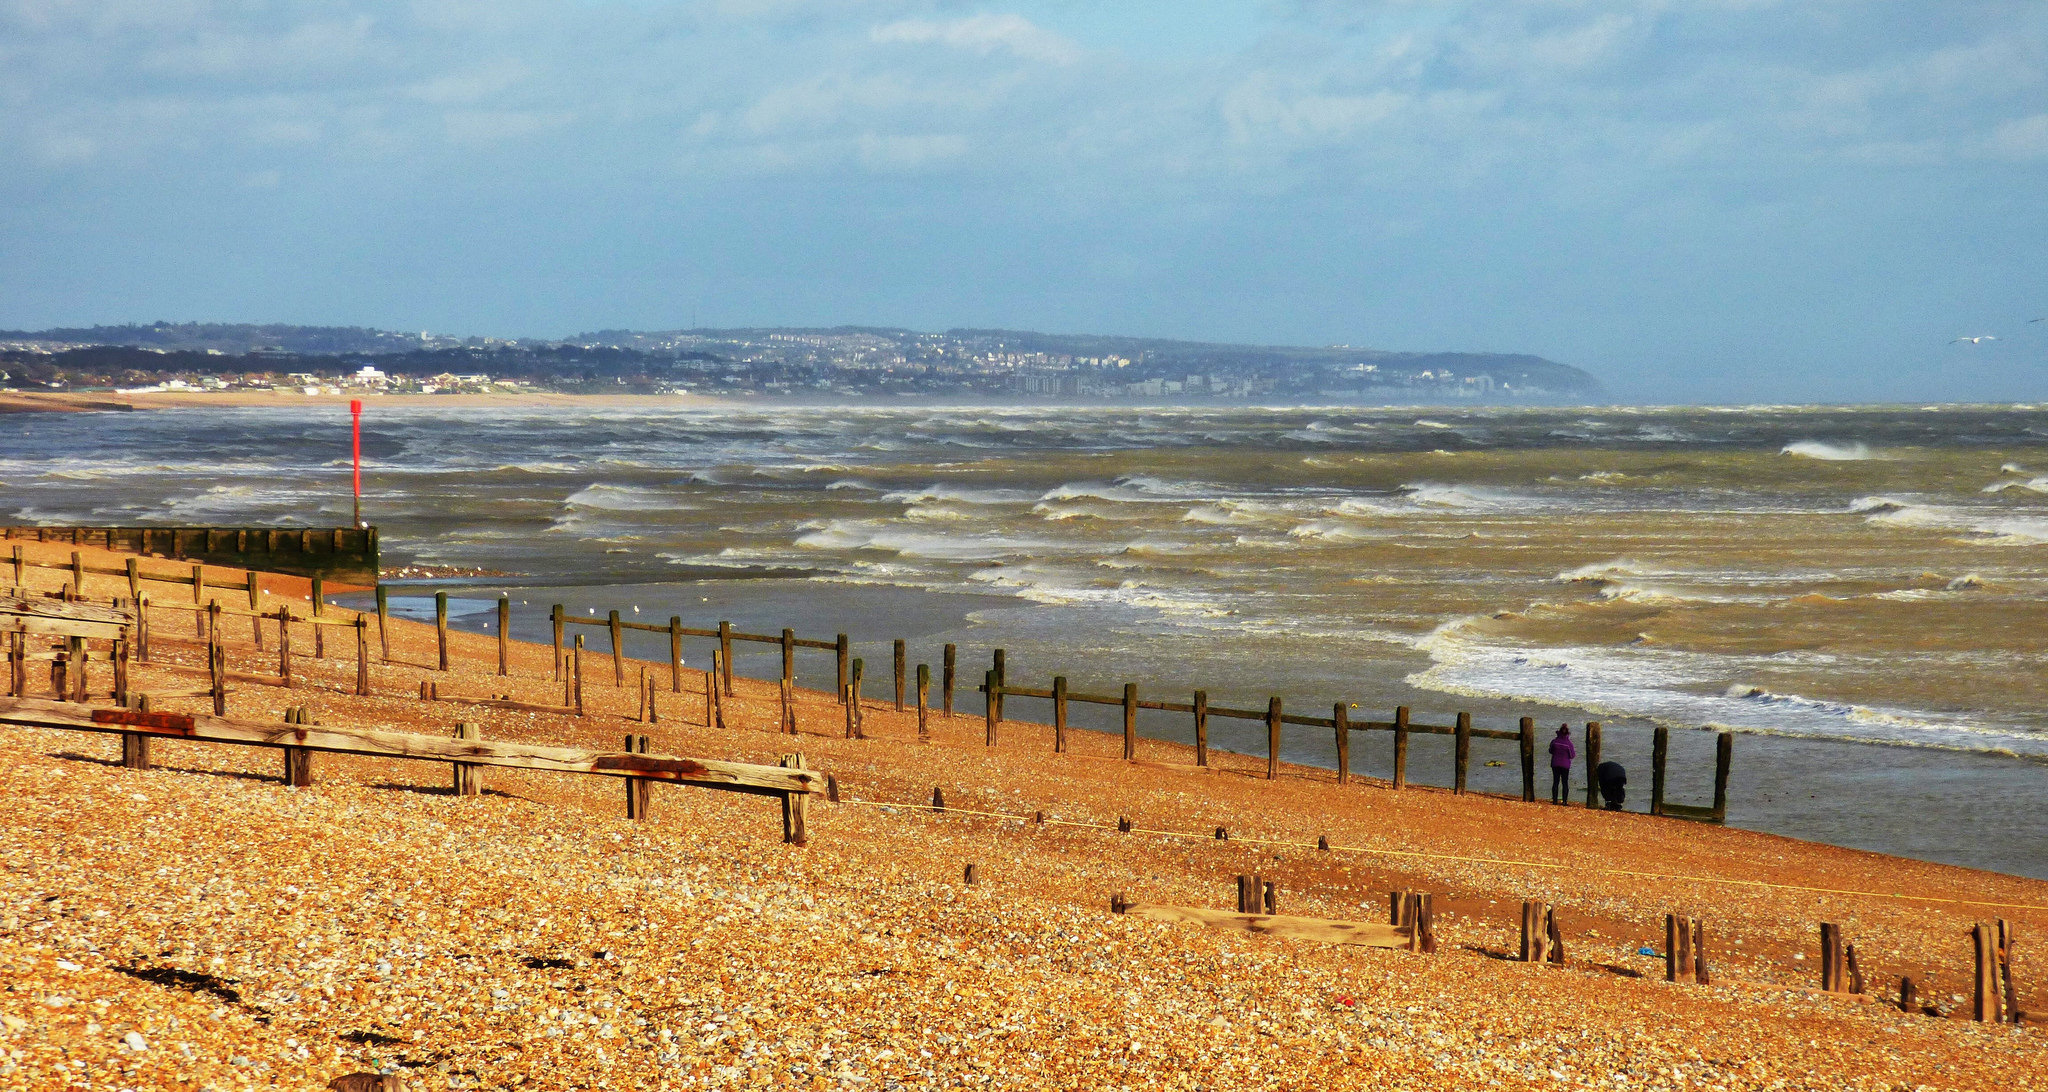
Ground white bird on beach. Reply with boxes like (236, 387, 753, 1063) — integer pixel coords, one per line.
(1950, 335, 1998, 344)
(632, 605, 640, 613)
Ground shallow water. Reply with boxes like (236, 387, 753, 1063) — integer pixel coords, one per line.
(7, 402, 2047, 875)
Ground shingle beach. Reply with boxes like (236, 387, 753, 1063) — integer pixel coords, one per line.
(2, 540, 2040, 1091)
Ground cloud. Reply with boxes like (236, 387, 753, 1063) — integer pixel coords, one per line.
(869, 14, 1082, 65)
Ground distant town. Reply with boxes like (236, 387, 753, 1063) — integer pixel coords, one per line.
(0, 323, 1601, 402)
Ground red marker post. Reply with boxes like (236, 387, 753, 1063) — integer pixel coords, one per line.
(350, 399, 364, 527)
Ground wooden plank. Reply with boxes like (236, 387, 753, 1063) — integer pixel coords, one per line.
(0, 696, 820, 794)
(1122, 903, 1412, 949)
(1193, 689, 1208, 767)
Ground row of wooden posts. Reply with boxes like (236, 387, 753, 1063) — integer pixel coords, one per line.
(458, 597, 1735, 818)
(15, 550, 1733, 818)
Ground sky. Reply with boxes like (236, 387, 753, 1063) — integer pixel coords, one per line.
(2, 0, 2045, 402)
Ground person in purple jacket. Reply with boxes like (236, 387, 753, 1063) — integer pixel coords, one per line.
(1548, 724, 1576, 804)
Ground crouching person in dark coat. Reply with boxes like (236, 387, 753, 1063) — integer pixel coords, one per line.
(1596, 760, 1627, 810)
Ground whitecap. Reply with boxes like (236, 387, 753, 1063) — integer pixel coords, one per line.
(1781, 440, 1874, 461)
(564, 484, 688, 512)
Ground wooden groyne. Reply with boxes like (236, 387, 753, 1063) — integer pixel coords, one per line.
(539, 598, 1732, 823)
(3, 524, 378, 584)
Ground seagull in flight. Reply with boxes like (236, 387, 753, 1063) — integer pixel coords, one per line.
(1951, 335, 1998, 344)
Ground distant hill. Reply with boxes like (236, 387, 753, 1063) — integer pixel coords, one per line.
(1, 321, 1603, 399)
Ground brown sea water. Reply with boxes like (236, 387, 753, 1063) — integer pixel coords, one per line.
(7, 402, 2047, 874)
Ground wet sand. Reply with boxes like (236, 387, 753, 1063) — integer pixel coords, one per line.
(2, 540, 2042, 1089)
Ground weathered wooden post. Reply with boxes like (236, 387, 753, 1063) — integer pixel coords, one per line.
(1692, 918, 1709, 984)
(124, 557, 140, 602)
(112, 637, 130, 708)
(452, 722, 483, 797)
(780, 753, 808, 845)
(942, 643, 956, 715)
(7, 545, 21, 588)
(670, 617, 685, 693)
(781, 627, 795, 689)
(849, 657, 864, 737)
(120, 726, 151, 772)
(990, 648, 1005, 724)
(70, 550, 85, 592)
(1666, 915, 1694, 982)
(1584, 722, 1603, 808)
(1193, 690, 1208, 767)
(1522, 901, 1550, 964)
(69, 635, 89, 703)
(191, 563, 206, 637)
(551, 604, 565, 679)
(718, 620, 734, 695)
(277, 609, 293, 689)
(923, 664, 939, 743)
(309, 582, 326, 660)
(1820, 922, 1844, 993)
(610, 610, 626, 685)
(1124, 683, 1140, 761)
(435, 591, 450, 672)
(1712, 731, 1733, 821)
(282, 705, 314, 787)
(1052, 676, 1069, 753)
(625, 734, 651, 820)
(247, 574, 263, 649)
(497, 597, 510, 676)
(1265, 696, 1282, 779)
(779, 678, 795, 734)
(1974, 922, 2003, 1023)
(573, 634, 586, 717)
(1651, 725, 1670, 816)
(1393, 705, 1410, 789)
(375, 584, 391, 660)
(642, 667, 657, 724)
(355, 617, 370, 696)
(888, 635, 905, 712)
(2002, 920, 2019, 1024)
(208, 616, 226, 716)
(1518, 716, 1537, 802)
(1333, 703, 1350, 784)
(1454, 712, 1471, 793)
(979, 669, 993, 744)
(834, 633, 849, 700)
(710, 649, 727, 730)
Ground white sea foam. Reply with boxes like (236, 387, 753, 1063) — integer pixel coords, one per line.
(1982, 477, 2048, 494)
(564, 483, 688, 511)
(1781, 440, 1874, 461)
(1852, 496, 2048, 544)
(794, 519, 1063, 561)
(1286, 520, 1385, 543)
(1399, 483, 1523, 510)
(882, 484, 1037, 506)
(1410, 620, 2047, 756)
(1039, 476, 1208, 504)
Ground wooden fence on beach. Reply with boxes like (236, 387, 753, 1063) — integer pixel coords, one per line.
(525, 593, 1732, 822)
(13, 543, 1729, 820)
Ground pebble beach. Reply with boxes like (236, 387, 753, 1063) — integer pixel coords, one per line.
(1, 540, 2041, 1091)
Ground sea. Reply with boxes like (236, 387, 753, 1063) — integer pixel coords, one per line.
(6, 401, 2047, 878)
